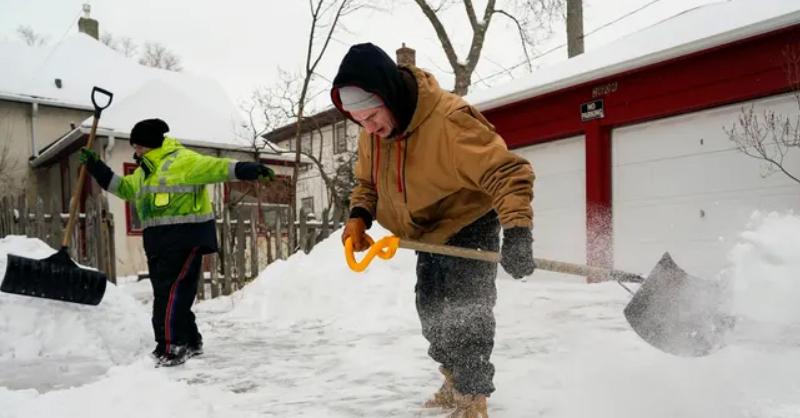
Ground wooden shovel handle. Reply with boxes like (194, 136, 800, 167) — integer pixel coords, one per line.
(62, 87, 113, 248)
(398, 239, 644, 283)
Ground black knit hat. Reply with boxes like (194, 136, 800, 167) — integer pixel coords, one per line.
(129, 118, 169, 148)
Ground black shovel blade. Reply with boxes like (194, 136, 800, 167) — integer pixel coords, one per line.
(624, 252, 733, 357)
(1, 248, 107, 306)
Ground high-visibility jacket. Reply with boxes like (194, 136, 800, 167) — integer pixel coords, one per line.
(108, 137, 236, 254)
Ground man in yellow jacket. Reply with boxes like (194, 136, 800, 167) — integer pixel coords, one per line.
(331, 43, 535, 418)
(81, 118, 274, 367)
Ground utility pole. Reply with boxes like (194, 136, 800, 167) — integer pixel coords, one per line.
(567, 0, 584, 57)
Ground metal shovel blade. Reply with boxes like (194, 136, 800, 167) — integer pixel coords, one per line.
(1, 248, 107, 305)
(624, 252, 732, 357)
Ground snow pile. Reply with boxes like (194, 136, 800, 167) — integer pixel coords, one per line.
(201, 225, 421, 333)
(0, 235, 151, 390)
(724, 212, 800, 344)
(0, 359, 251, 418)
(1, 213, 799, 417)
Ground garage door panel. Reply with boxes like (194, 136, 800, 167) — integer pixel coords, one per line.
(614, 93, 799, 165)
(617, 148, 798, 203)
(613, 93, 800, 278)
(516, 135, 586, 265)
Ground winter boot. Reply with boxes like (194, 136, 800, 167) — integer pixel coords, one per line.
(187, 340, 204, 358)
(150, 345, 165, 360)
(157, 345, 189, 368)
(423, 366, 456, 408)
(447, 391, 489, 418)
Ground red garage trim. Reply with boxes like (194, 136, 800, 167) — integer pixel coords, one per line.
(584, 122, 612, 279)
(484, 24, 800, 271)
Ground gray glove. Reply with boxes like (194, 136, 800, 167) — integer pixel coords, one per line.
(500, 227, 535, 279)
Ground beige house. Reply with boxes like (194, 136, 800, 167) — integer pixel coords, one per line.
(1, 26, 299, 277)
(265, 107, 359, 222)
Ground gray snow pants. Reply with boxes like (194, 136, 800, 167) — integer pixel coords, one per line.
(415, 211, 500, 396)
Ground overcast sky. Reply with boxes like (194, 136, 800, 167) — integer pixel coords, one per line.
(1, 0, 721, 111)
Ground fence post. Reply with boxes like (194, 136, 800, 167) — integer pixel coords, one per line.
(235, 209, 246, 288)
(250, 207, 259, 279)
(98, 195, 116, 284)
(84, 198, 100, 270)
(275, 209, 284, 260)
(50, 206, 62, 249)
(221, 205, 233, 295)
(320, 207, 331, 243)
(266, 223, 274, 265)
(0, 196, 8, 236)
(298, 208, 309, 254)
(17, 195, 28, 237)
(210, 254, 220, 298)
(34, 198, 45, 241)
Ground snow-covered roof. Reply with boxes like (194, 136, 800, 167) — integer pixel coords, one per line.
(468, 0, 800, 111)
(0, 33, 250, 152)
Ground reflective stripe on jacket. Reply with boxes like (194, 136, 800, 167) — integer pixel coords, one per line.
(108, 137, 236, 230)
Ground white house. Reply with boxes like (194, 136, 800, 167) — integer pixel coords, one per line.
(1, 30, 301, 277)
(265, 107, 360, 222)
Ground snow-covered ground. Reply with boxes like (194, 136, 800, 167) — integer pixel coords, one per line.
(0, 213, 798, 418)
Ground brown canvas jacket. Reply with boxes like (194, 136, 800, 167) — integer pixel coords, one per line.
(350, 66, 534, 244)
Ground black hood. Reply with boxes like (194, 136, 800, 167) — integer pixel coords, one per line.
(330, 43, 416, 138)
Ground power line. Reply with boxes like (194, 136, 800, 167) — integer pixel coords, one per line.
(579, 0, 664, 41)
(473, 0, 666, 86)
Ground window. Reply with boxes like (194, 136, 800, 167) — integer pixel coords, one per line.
(301, 196, 314, 213)
(334, 121, 348, 154)
(123, 163, 143, 235)
(301, 133, 313, 154)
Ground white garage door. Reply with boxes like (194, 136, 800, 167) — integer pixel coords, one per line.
(516, 135, 586, 268)
(613, 93, 800, 279)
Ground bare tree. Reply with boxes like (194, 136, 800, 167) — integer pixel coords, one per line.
(410, 0, 564, 95)
(246, 73, 358, 228)
(139, 42, 182, 71)
(101, 32, 138, 58)
(284, 0, 361, 250)
(16, 25, 48, 47)
(725, 46, 800, 184)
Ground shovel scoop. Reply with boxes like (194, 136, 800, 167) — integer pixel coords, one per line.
(2, 249, 107, 305)
(345, 235, 732, 357)
(624, 252, 733, 357)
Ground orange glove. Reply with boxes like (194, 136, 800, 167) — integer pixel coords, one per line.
(342, 217, 369, 252)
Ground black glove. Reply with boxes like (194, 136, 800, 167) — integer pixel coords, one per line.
(235, 162, 276, 182)
(78, 147, 113, 190)
(500, 227, 535, 279)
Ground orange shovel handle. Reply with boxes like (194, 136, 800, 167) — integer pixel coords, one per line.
(345, 235, 400, 272)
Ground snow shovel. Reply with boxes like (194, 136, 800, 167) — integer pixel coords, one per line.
(345, 235, 731, 357)
(1, 87, 113, 305)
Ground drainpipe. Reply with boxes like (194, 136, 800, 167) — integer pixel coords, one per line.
(105, 135, 115, 160)
(31, 102, 39, 158)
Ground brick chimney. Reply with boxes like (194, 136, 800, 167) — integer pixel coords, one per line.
(78, 4, 99, 40)
(396, 43, 416, 67)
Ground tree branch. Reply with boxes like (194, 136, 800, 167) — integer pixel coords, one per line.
(494, 9, 532, 72)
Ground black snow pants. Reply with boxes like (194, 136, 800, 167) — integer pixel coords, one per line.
(415, 211, 500, 396)
(147, 246, 204, 353)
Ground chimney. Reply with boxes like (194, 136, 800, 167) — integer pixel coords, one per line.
(78, 4, 99, 40)
(396, 43, 416, 67)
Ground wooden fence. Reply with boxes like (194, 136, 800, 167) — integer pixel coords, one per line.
(196, 205, 339, 300)
(0, 193, 336, 299)
(0, 194, 117, 283)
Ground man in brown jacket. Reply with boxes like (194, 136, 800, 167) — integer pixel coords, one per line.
(331, 43, 535, 418)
